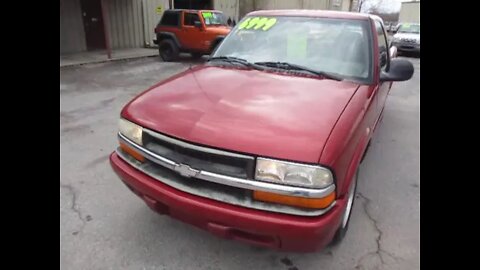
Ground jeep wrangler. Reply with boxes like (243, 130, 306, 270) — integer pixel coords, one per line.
(154, 9, 231, 61)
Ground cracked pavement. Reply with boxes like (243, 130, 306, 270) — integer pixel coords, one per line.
(354, 193, 402, 269)
(60, 56, 419, 270)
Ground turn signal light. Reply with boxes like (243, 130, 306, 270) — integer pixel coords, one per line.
(253, 190, 335, 209)
(119, 142, 145, 163)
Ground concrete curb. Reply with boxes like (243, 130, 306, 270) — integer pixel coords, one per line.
(60, 53, 158, 69)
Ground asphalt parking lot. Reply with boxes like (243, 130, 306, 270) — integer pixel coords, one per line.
(60, 55, 420, 270)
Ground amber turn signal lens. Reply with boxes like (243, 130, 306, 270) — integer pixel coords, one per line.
(253, 190, 335, 209)
(120, 142, 145, 162)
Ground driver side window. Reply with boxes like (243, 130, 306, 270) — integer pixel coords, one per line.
(184, 12, 200, 26)
(375, 20, 389, 71)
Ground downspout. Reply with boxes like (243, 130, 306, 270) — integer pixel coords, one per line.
(100, 0, 112, 59)
(236, 0, 239, 21)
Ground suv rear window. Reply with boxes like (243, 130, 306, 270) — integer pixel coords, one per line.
(160, 11, 180, 26)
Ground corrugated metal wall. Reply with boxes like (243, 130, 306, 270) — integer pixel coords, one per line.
(60, 0, 358, 54)
(105, 0, 145, 49)
(350, 0, 359, 11)
(143, 0, 170, 47)
(329, 0, 342, 10)
(301, 0, 330, 9)
(238, 0, 332, 19)
(60, 0, 86, 54)
(213, 0, 239, 22)
(341, 0, 350, 11)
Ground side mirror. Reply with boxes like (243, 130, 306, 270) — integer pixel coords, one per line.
(380, 58, 414, 82)
(389, 46, 397, 58)
(194, 21, 202, 28)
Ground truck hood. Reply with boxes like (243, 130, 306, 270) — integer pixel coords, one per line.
(122, 66, 360, 163)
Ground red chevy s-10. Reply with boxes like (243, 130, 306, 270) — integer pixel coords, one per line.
(110, 10, 414, 252)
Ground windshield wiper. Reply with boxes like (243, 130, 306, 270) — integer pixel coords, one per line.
(208, 56, 264, 70)
(254, 61, 343, 81)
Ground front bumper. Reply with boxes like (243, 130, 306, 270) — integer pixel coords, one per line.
(110, 151, 347, 252)
(392, 41, 420, 53)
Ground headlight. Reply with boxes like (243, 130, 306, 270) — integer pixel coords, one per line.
(119, 118, 143, 145)
(255, 158, 334, 189)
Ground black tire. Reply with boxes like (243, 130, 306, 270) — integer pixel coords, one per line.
(159, 39, 179, 62)
(191, 52, 203, 59)
(330, 169, 358, 246)
(210, 40, 221, 54)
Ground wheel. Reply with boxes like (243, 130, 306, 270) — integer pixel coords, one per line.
(159, 39, 179, 62)
(210, 39, 222, 53)
(191, 52, 203, 59)
(330, 169, 358, 245)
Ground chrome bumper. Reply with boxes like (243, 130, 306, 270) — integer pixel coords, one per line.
(119, 132, 335, 199)
(117, 132, 337, 216)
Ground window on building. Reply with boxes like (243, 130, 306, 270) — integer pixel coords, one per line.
(184, 12, 200, 26)
(160, 11, 180, 26)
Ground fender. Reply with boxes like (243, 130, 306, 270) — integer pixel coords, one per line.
(339, 127, 371, 197)
(157, 32, 181, 48)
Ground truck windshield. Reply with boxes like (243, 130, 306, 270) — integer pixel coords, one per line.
(212, 16, 372, 82)
(397, 24, 420, 34)
(202, 12, 226, 26)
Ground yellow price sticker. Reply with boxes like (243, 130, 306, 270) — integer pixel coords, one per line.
(238, 17, 277, 31)
(155, 5, 163, 14)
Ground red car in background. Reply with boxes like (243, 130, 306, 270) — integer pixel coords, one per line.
(110, 10, 413, 252)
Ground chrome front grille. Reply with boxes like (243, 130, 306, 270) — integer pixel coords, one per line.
(142, 129, 255, 179)
(401, 38, 416, 43)
(117, 128, 336, 216)
(117, 149, 335, 216)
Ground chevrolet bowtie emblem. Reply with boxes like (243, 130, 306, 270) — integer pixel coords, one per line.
(173, 163, 200, 178)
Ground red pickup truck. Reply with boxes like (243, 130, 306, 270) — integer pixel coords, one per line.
(110, 10, 413, 252)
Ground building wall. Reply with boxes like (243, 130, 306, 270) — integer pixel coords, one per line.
(238, 0, 254, 18)
(60, 0, 86, 54)
(105, 0, 145, 49)
(399, 1, 420, 23)
(60, 0, 359, 54)
(238, 0, 331, 19)
(214, 0, 240, 22)
(255, 0, 330, 10)
(330, 0, 354, 11)
(143, 0, 170, 47)
(341, 0, 351, 11)
(302, 0, 330, 10)
(350, 0, 359, 11)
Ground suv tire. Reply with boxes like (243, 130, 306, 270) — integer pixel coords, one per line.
(159, 39, 179, 62)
